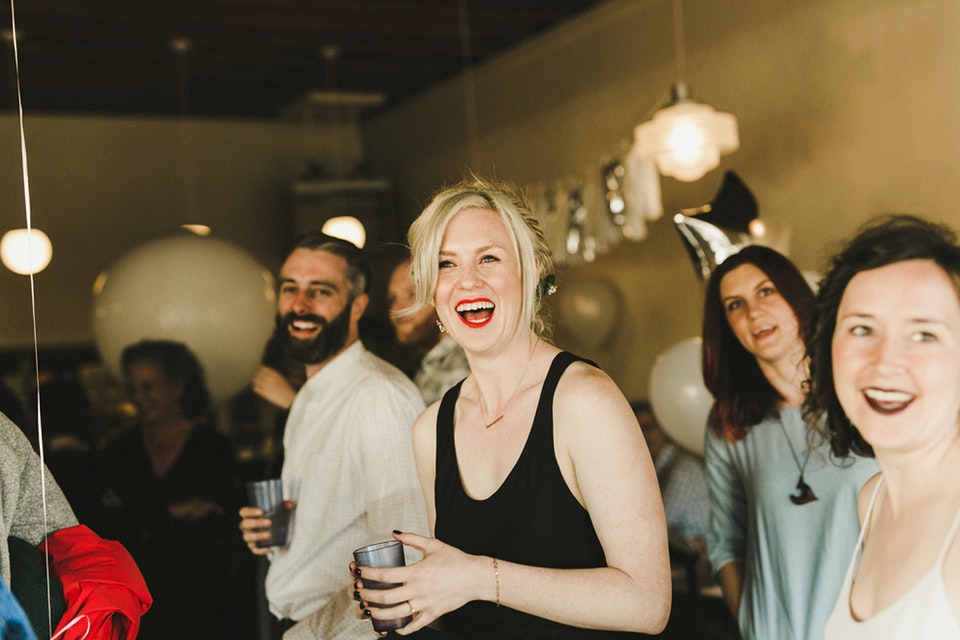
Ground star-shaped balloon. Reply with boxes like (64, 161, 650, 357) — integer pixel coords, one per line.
(673, 171, 758, 282)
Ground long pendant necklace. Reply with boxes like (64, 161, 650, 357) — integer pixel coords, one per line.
(777, 419, 818, 506)
(480, 339, 538, 429)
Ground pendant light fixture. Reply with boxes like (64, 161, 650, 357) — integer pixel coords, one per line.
(1, 227, 52, 275)
(632, 0, 739, 182)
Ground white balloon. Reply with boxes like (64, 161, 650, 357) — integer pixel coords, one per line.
(92, 234, 276, 405)
(557, 276, 621, 350)
(648, 337, 713, 456)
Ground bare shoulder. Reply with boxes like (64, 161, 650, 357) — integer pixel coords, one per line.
(554, 359, 628, 412)
(552, 359, 637, 444)
(412, 401, 440, 446)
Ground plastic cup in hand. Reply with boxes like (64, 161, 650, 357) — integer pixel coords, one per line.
(353, 540, 413, 632)
(245, 479, 290, 548)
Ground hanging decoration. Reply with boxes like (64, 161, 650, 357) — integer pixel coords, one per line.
(528, 0, 738, 266)
(632, 81, 739, 183)
(602, 160, 627, 228)
(630, 0, 739, 182)
(673, 170, 757, 281)
(621, 152, 663, 239)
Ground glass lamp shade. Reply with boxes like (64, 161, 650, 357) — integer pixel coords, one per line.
(1, 227, 52, 275)
(321, 216, 367, 248)
(633, 100, 739, 182)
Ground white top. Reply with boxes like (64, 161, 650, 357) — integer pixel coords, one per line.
(824, 477, 960, 639)
(265, 341, 427, 640)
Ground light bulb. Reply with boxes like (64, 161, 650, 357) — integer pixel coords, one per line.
(1, 228, 53, 275)
(321, 216, 366, 248)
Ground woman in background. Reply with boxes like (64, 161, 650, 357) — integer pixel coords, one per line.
(352, 177, 671, 638)
(99, 340, 240, 640)
(701, 244, 876, 640)
(806, 215, 960, 637)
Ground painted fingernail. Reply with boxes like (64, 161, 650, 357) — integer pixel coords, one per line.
(393, 529, 402, 535)
(363, 609, 372, 619)
(353, 590, 360, 601)
(354, 568, 362, 577)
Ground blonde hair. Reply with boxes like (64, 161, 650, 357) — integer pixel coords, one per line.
(407, 177, 554, 337)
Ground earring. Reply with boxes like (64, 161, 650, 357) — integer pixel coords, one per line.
(436, 320, 446, 333)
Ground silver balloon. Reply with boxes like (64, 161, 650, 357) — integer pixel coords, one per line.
(674, 212, 751, 282)
(673, 170, 758, 282)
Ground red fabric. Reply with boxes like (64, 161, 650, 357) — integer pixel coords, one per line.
(38, 525, 152, 640)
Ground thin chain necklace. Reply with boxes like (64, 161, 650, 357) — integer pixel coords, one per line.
(480, 339, 538, 429)
(777, 417, 818, 506)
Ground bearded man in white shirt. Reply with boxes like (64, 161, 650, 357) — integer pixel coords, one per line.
(239, 232, 427, 640)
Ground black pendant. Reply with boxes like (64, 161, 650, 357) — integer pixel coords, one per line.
(789, 475, 818, 506)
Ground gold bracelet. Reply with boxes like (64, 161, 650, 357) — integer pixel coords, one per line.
(492, 557, 500, 607)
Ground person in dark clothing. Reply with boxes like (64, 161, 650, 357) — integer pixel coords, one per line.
(98, 340, 243, 640)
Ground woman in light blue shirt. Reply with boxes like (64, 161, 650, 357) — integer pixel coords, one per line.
(701, 245, 876, 640)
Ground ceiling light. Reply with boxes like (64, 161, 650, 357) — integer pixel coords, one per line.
(631, 0, 739, 182)
(181, 224, 212, 236)
(633, 82, 738, 182)
(1, 227, 52, 275)
(322, 216, 366, 248)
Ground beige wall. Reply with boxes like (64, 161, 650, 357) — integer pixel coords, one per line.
(1, 0, 958, 406)
(0, 114, 367, 352)
(365, 0, 960, 400)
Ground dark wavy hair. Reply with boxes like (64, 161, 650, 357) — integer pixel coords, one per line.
(121, 339, 213, 422)
(702, 244, 815, 442)
(804, 214, 960, 458)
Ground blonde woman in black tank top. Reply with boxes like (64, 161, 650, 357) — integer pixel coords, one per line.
(350, 178, 671, 639)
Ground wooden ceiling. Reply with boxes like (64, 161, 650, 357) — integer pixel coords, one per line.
(0, 0, 605, 120)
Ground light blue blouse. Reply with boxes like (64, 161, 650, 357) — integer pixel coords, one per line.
(705, 406, 878, 640)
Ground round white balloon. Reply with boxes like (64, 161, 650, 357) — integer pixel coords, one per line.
(557, 276, 621, 350)
(648, 337, 713, 456)
(92, 234, 276, 405)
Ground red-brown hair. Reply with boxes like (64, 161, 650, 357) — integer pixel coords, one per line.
(701, 245, 814, 441)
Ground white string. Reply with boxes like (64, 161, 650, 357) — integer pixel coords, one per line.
(8, 1, 55, 636)
(50, 614, 90, 640)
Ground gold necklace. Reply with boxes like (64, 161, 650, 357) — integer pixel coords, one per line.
(480, 339, 538, 429)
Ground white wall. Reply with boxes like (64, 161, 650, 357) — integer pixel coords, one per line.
(365, 0, 960, 399)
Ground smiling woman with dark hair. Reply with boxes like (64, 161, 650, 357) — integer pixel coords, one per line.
(804, 215, 960, 638)
(701, 244, 876, 640)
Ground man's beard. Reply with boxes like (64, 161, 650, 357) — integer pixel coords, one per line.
(274, 301, 352, 365)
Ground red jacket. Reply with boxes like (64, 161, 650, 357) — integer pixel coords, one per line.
(38, 525, 152, 640)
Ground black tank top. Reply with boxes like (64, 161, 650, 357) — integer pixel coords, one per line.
(434, 351, 641, 639)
